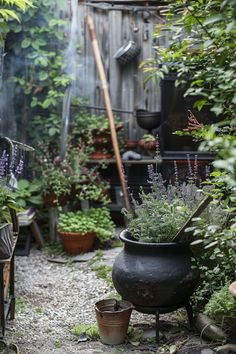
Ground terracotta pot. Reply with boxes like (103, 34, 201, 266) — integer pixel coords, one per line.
(124, 140, 138, 150)
(43, 191, 70, 207)
(95, 299, 133, 345)
(90, 151, 113, 160)
(58, 230, 96, 255)
(91, 125, 123, 160)
(138, 139, 156, 151)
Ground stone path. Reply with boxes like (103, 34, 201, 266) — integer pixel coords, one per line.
(4, 244, 208, 354)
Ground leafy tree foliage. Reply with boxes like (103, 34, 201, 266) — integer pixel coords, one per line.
(142, 0, 236, 306)
(0, 0, 32, 42)
(5, 0, 70, 147)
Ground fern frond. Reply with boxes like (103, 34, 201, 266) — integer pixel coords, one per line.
(0, 8, 19, 21)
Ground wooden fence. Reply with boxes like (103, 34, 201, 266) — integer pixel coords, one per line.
(75, 2, 167, 140)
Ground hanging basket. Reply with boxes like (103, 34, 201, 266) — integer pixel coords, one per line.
(113, 41, 141, 65)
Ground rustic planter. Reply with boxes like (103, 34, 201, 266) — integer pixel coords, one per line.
(138, 139, 156, 156)
(57, 230, 96, 255)
(43, 191, 70, 207)
(95, 299, 133, 345)
(112, 230, 199, 310)
(124, 140, 138, 150)
(91, 125, 123, 160)
(91, 132, 113, 160)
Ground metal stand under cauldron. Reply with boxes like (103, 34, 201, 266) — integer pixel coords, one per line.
(135, 303, 194, 342)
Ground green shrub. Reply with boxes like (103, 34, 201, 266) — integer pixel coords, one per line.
(204, 284, 236, 323)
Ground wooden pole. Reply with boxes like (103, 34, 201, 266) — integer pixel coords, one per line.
(87, 15, 131, 210)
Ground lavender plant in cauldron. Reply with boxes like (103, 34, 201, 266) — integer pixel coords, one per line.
(112, 157, 205, 318)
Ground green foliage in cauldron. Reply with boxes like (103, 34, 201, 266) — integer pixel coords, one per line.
(123, 164, 201, 243)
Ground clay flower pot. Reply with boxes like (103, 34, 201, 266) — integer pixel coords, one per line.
(124, 140, 138, 150)
(138, 138, 157, 156)
(43, 191, 70, 207)
(91, 132, 113, 160)
(57, 230, 96, 255)
(91, 124, 123, 160)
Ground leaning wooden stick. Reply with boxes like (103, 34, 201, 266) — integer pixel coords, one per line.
(87, 15, 131, 210)
(173, 195, 213, 243)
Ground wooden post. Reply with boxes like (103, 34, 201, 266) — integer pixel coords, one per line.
(87, 15, 131, 210)
(49, 208, 58, 244)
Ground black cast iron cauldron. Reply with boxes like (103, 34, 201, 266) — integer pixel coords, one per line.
(112, 230, 199, 311)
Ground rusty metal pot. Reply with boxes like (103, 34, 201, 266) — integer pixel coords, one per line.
(95, 299, 133, 345)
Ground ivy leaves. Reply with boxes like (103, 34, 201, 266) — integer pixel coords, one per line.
(6, 0, 70, 146)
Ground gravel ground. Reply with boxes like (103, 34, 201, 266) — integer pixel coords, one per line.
(5, 245, 197, 354)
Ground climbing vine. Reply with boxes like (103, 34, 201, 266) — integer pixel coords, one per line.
(5, 0, 71, 147)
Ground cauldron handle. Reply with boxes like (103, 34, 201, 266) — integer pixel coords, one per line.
(172, 195, 212, 243)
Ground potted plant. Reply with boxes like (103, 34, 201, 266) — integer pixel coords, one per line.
(138, 134, 157, 155)
(72, 110, 123, 159)
(112, 164, 202, 333)
(40, 162, 73, 207)
(68, 145, 111, 204)
(58, 207, 115, 254)
(0, 185, 21, 259)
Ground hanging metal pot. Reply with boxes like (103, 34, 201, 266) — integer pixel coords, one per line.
(113, 41, 141, 65)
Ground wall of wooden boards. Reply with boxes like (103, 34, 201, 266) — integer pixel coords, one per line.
(75, 3, 167, 140)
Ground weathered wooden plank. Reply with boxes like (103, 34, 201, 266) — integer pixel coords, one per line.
(77, 3, 168, 140)
(108, 10, 122, 112)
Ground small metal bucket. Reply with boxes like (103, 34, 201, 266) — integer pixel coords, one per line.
(95, 299, 133, 345)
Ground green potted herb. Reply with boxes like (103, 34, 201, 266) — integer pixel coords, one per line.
(57, 207, 115, 254)
(68, 144, 111, 204)
(38, 157, 73, 207)
(72, 110, 123, 159)
(138, 134, 157, 155)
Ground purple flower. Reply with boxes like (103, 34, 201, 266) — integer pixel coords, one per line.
(14, 156, 24, 177)
(0, 150, 8, 178)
